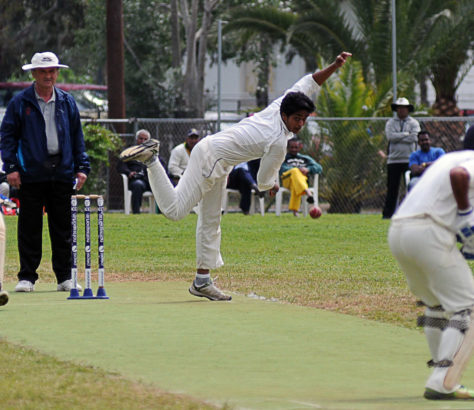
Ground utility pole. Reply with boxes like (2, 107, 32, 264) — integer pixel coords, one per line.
(106, 0, 125, 121)
(106, 0, 125, 209)
(391, 0, 397, 109)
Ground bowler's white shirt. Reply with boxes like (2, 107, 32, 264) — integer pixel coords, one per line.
(208, 74, 319, 191)
(393, 151, 474, 231)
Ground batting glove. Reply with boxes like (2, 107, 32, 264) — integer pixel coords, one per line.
(456, 207, 474, 259)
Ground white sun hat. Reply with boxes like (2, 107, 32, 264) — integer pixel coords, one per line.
(391, 97, 414, 112)
(22, 52, 69, 71)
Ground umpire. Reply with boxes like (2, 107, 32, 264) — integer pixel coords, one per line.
(0, 51, 90, 292)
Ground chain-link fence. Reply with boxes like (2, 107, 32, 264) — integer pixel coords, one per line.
(83, 117, 473, 213)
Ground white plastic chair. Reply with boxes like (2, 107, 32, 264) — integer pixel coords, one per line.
(222, 189, 265, 216)
(121, 174, 156, 214)
(404, 170, 411, 192)
(275, 174, 319, 216)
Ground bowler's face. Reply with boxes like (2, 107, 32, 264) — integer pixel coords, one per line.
(32, 67, 58, 90)
(282, 110, 310, 134)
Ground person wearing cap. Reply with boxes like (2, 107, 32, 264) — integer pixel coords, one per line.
(387, 125, 474, 400)
(168, 128, 200, 185)
(382, 97, 421, 218)
(0, 51, 90, 293)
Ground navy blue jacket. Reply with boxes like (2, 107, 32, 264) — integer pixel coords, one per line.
(0, 84, 90, 184)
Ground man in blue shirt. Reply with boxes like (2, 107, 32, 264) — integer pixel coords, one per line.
(408, 130, 445, 191)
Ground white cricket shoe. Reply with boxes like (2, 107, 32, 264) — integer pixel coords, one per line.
(189, 279, 232, 301)
(119, 139, 160, 164)
(15, 280, 35, 292)
(0, 290, 9, 306)
(57, 280, 82, 292)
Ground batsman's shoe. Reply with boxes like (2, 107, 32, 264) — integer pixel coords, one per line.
(189, 280, 232, 301)
(0, 290, 9, 306)
(14, 280, 35, 292)
(119, 139, 160, 164)
(57, 279, 83, 292)
(424, 386, 474, 400)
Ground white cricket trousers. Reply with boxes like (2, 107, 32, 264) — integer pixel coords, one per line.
(147, 138, 231, 270)
(389, 217, 474, 392)
(388, 217, 474, 312)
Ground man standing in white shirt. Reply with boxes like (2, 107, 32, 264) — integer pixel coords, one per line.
(388, 125, 474, 400)
(382, 98, 420, 218)
(168, 128, 200, 185)
(121, 52, 351, 301)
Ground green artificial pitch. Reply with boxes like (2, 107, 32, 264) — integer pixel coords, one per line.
(2, 281, 471, 409)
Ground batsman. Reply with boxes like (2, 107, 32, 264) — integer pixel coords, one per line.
(388, 124, 474, 400)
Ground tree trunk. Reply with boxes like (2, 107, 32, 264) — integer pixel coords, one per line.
(106, 0, 126, 209)
(178, 0, 218, 118)
(170, 0, 181, 69)
(181, 0, 199, 117)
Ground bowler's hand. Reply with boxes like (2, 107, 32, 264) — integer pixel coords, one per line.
(75, 172, 88, 191)
(7, 172, 21, 189)
(269, 184, 279, 197)
(335, 52, 352, 67)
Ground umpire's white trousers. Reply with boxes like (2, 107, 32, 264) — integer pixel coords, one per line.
(388, 217, 474, 313)
(147, 138, 231, 270)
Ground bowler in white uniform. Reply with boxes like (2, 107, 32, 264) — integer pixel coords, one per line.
(121, 52, 351, 301)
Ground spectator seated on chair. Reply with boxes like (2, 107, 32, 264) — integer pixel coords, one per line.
(407, 130, 445, 191)
(279, 138, 322, 216)
(168, 128, 200, 186)
(117, 129, 163, 214)
(227, 161, 263, 215)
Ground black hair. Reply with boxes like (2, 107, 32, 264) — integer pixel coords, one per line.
(280, 92, 315, 117)
(464, 124, 474, 150)
(418, 130, 430, 138)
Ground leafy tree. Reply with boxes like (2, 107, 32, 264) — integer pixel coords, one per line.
(0, 0, 86, 81)
(223, 4, 295, 108)
(225, 0, 472, 117)
(425, 0, 474, 116)
(313, 61, 386, 212)
(82, 124, 121, 195)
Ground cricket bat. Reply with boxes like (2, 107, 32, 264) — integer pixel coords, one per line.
(444, 313, 474, 390)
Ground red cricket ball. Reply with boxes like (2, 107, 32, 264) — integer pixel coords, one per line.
(309, 206, 322, 219)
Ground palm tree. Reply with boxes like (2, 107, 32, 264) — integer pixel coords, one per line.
(425, 0, 474, 116)
(225, 0, 472, 116)
(312, 61, 387, 212)
(223, 6, 296, 108)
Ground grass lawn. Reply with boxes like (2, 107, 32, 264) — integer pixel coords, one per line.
(1, 212, 463, 408)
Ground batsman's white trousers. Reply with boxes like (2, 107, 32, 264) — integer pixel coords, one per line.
(147, 138, 231, 270)
(388, 217, 474, 313)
